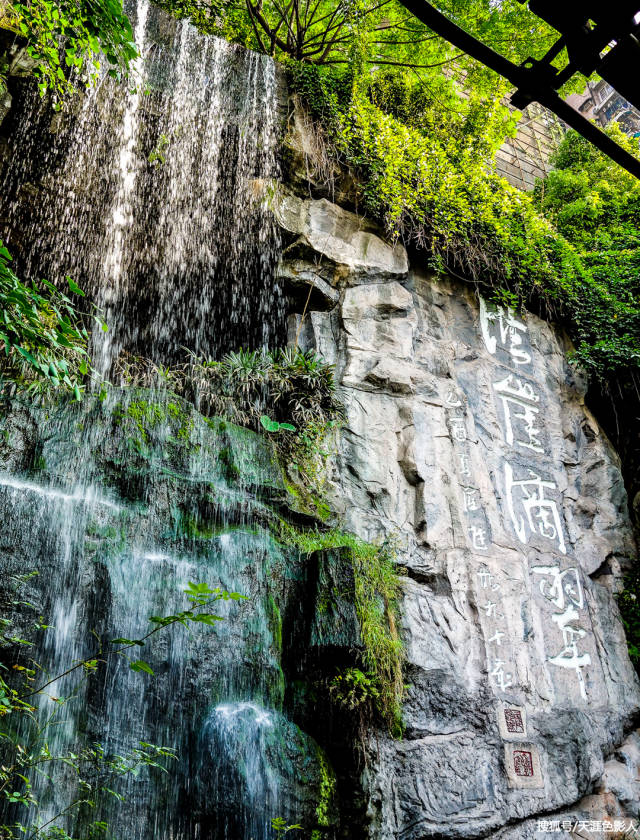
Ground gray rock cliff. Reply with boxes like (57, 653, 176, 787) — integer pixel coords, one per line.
(275, 162, 640, 838)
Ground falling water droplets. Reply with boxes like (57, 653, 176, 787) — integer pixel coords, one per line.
(1, 0, 284, 377)
(98, 0, 151, 374)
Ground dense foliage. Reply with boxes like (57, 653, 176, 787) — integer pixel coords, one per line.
(0, 241, 97, 398)
(162, 0, 582, 95)
(619, 568, 640, 669)
(113, 347, 342, 436)
(0, 0, 136, 98)
(284, 63, 640, 381)
(533, 127, 640, 376)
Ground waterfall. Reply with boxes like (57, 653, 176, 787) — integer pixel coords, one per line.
(0, 390, 330, 838)
(98, 0, 150, 373)
(0, 0, 285, 373)
(0, 6, 332, 838)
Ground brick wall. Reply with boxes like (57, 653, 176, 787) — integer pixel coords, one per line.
(495, 102, 564, 191)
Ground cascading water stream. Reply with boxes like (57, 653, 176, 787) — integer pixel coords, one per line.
(0, 0, 285, 372)
(0, 385, 331, 838)
(0, 6, 334, 838)
(97, 0, 150, 374)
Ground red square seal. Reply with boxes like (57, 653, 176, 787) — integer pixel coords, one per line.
(504, 709, 524, 733)
(513, 750, 534, 777)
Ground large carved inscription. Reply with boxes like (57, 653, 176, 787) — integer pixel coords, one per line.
(477, 297, 591, 701)
(444, 297, 594, 711)
(531, 564, 591, 699)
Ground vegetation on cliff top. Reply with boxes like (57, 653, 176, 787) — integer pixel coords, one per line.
(3, 0, 639, 387)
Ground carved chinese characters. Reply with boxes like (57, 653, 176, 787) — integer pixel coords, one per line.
(479, 296, 531, 366)
(478, 296, 593, 702)
(444, 387, 491, 553)
(492, 374, 543, 453)
(531, 564, 591, 699)
(475, 565, 515, 693)
(505, 465, 566, 555)
(480, 298, 566, 556)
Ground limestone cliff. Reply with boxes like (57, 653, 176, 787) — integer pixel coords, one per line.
(276, 112, 640, 837)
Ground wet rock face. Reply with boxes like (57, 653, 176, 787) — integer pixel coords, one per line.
(0, 391, 339, 840)
(279, 193, 640, 837)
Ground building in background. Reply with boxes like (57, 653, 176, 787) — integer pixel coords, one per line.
(568, 80, 640, 136)
(496, 80, 640, 193)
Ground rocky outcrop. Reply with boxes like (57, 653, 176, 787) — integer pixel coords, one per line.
(1, 24, 639, 836)
(276, 187, 640, 838)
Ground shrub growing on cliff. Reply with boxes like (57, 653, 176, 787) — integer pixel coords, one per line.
(0, 240, 98, 398)
(533, 127, 640, 378)
(113, 347, 343, 441)
(286, 65, 640, 383)
(618, 570, 640, 670)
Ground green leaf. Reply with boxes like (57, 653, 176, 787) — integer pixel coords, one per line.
(191, 613, 223, 625)
(260, 414, 280, 432)
(16, 346, 39, 367)
(129, 660, 154, 675)
(67, 276, 86, 296)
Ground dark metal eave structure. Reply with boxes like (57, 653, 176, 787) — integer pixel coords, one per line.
(395, 0, 640, 180)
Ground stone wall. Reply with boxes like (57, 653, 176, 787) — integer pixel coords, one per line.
(274, 161, 640, 837)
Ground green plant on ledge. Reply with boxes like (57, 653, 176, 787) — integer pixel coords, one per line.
(328, 667, 380, 711)
(276, 523, 405, 735)
(271, 817, 302, 837)
(110, 347, 343, 506)
(260, 414, 296, 433)
(112, 347, 342, 436)
(618, 567, 640, 672)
